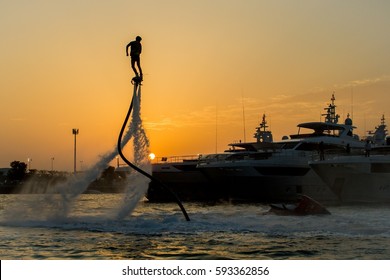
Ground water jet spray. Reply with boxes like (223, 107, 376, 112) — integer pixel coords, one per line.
(117, 77, 190, 221)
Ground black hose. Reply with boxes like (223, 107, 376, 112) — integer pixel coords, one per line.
(117, 80, 190, 221)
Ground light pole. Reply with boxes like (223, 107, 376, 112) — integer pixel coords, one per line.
(51, 157, 55, 171)
(27, 158, 32, 171)
(72, 128, 79, 173)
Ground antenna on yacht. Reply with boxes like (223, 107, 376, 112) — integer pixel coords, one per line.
(117, 77, 190, 221)
(215, 102, 218, 153)
(260, 114, 268, 131)
(351, 86, 354, 121)
(241, 93, 246, 143)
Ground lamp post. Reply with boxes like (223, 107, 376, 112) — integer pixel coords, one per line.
(27, 158, 32, 172)
(72, 128, 79, 173)
(51, 157, 55, 171)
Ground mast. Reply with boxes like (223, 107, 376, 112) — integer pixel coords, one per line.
(254, 114, 273, 143)
(322, 93, 340, 124)
(242, 94, 246, 143)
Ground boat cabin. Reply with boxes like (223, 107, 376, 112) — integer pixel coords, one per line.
(290, 122, 356, 139)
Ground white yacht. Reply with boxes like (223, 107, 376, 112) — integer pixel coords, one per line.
(310, 116, 390, 203)
(197, 95, 366, 203)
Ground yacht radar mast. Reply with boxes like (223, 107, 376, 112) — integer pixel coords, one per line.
(322, 94, 340, 124)
(367, 114, 388, 145)
(254, 114, 273, 143)
(381, 114, 386, 127)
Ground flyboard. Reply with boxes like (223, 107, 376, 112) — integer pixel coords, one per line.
(131, 76, 142, 85)
(117, 76, 190, 221)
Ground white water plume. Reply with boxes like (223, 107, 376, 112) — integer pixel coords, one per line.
(116, 85, 151, 220)
(5, 84, 151, 222)
(58, 84, 151, 220)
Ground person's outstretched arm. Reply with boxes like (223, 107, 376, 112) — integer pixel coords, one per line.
(126, 42, 131, 56)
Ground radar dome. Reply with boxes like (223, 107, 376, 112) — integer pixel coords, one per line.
(344, 117, 353, 126)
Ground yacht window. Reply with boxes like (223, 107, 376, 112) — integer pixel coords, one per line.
(298, 126, 343, 137)
(295, 142, 319, 151)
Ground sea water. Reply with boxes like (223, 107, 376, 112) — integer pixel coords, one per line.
(1, 194, 390, 259)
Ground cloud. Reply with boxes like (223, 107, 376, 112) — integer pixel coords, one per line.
(144, 73, 390, 137)
(348, 75, 390, 87)
(144, 117, 176, 130)
(10, 118, 27, 122)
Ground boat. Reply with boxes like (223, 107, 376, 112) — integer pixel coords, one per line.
(116, 155, 216, 202)
(146, 155, 218, 202)
(268, 195, 331, 215)
(145, 96, 386, 203)
(197, 94, 367, 203)
(145, 114, 275, 202)
(309, 116, 390, 203)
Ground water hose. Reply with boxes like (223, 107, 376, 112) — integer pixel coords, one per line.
(117, 79, 190, 221)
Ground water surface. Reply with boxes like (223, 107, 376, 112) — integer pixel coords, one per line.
(1, 194, 390, 259)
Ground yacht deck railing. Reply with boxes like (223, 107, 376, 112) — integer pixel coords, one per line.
(152, 155, 200, 164)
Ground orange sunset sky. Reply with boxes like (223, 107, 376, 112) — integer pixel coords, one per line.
(1, 0, 390, 171)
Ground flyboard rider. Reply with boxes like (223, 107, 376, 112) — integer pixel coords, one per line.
(126, 36, 143, 82)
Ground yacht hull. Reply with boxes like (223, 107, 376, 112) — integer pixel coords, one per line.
(200, 166, 303, 202)
(310, 155, 390, 203)
(146, 161, 217, 202)
(197, 150, 341, 203)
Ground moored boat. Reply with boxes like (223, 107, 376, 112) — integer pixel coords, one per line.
(197, 94, 366, 203)
(309, 115, 390, 203)
(146, 114, 276, 202)
(146, 155, 218, 202)
(145, 96, 387, 203)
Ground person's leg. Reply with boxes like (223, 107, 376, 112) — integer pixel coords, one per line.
(136, 59, 143, 80)
(131, 58, 139, 77)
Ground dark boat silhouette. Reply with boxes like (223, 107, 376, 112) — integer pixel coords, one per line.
(268, 195, 330, 215)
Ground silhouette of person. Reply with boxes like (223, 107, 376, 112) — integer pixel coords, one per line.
(345, 143, 351, 154)
(126, 36, 143, 80)
(364, 140, 371, 157)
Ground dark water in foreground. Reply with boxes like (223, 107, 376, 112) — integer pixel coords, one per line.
(1, 194, 390, 259)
